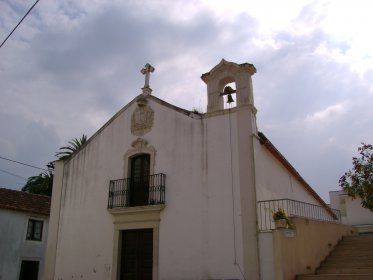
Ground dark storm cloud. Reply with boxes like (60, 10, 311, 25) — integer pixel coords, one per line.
(0, 2, 259, 189)
(1, 0, 372, 201)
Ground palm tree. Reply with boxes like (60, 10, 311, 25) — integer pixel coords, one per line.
(22, 163, 54, 196)
(55, 134, 87, 160)
(22, 134, 88, 196)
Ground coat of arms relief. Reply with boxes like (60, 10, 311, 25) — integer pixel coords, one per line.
(131, 96, 154, 136)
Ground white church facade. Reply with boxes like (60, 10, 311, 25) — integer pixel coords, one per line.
(44, 60, 353, 280)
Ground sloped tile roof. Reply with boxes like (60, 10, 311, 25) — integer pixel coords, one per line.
(0, 188, 51, 216)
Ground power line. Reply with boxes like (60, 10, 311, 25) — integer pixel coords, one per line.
(0, 155, 47, 171)
(0, 168, 27, 180)
(0, 0, 40, 49)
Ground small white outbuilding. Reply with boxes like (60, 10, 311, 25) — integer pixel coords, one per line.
(0, 188, 50, 280)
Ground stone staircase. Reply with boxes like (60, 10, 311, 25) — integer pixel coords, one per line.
(296, 235, 373, 280)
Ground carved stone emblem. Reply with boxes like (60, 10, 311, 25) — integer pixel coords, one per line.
(131, 138, 148, 149)
(131, 97, 154, 136)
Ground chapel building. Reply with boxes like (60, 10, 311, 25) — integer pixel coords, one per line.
(44, 60, 352, 280)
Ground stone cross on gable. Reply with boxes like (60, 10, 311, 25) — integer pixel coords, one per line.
(141, 63, 155, 96)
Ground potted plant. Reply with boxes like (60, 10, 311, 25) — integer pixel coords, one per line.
(273, 208, 290, 229)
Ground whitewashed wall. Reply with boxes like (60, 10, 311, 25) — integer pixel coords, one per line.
(44, 58, 342, 280)
(254, 139, 323, 205)
(47, 95, 331, 280)
(50, 97, 259, 280)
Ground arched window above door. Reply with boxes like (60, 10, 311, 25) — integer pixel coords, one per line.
(107, 138, 165, 209)
(123, 138, 155, 178)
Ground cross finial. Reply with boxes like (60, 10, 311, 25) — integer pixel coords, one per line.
(141, 63, 155, 96)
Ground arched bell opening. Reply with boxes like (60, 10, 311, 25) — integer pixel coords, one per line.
(218, 76, 237, 110)
(221, 82, 237, 109)
(201, 59, 256, 113)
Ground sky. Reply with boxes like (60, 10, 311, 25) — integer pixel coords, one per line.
(0, 0, 372, 202)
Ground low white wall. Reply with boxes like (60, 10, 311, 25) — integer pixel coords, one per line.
(258, 232, 275, 280)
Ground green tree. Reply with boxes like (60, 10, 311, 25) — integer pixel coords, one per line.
(55, 134, 87, 159)
(22, 134, 87, 196)
(22, 163, 54, 196)
(339, 143, 373, 211)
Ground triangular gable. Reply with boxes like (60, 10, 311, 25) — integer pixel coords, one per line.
(61, 94, 202, 163)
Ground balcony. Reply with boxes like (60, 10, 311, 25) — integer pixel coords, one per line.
(108, 173, 165, 209)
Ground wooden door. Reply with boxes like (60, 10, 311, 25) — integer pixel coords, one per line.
(120, 229, 153, 280)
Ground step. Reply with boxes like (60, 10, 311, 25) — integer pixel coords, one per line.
(328, 250, 373, 255)
(340, 240, 373, 244)
(334, 244, 373, 249)
(338, 243, 373, 247)
(316, 268, 373, 274)
(342, 237, 373, 241)
(328, 254, 373, 259)
(336, 242, 373, 245)
(343, 236, 373, 242)
(343, 234, 373, 238)
(320, 262, 373, 268)
(323, 256, 373, 263)
(296, 235, 373, 279)
(296, 274, 373, 280)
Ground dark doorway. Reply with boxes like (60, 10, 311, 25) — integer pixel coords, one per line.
(19, 260, 39, 280)
(130, 154, 150, 206)
(120, 229, 153, 280)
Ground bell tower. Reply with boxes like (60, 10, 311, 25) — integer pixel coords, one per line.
(201, 59, 257, 113)
(200, 59, 260, 279)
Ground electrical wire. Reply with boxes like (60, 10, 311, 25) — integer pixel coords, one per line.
(0, 155, 47, 171)
(0, 0, 40, 49)
(0, 168, 27, 180)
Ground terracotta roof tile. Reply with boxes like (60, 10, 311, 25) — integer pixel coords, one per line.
(0, 188, 51, 216)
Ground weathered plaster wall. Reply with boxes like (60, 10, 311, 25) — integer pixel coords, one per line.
(0, 209, 48, 280)
(150, 101, 206, 279)
(48, 98, 219, 279)
(48, 97, 259, 280)
(272, 217, 356, 280)
(204, 109, 247, 279)
(254, 139, 324, 205)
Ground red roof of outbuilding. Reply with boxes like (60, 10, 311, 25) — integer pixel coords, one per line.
(0, 188, 51, 216)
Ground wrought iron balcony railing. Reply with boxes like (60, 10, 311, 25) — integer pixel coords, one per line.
(108, 173, 165, 209)
(257, 199, 341, 231)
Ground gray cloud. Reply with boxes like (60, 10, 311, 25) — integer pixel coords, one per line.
(0, 112, 59, 189)
(0, 1, 372, 202)
(252, 28, 373, 199)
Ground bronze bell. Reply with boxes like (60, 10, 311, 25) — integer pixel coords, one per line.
(223, 85, 235, 95)
(226, 93, 234, 104)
